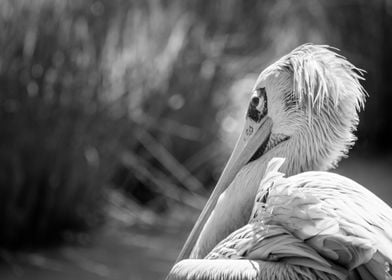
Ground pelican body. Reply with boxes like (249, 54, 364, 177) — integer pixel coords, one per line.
(167, 44, 392, 279)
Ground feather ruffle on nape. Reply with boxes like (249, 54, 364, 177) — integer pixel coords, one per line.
(267, 44, 367, 114)
(258, 44, 367, 170)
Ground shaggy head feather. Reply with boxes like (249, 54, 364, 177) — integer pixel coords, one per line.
(253, 44, 367, 171)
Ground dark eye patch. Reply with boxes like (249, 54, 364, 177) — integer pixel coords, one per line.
(247, 87, 268, 122)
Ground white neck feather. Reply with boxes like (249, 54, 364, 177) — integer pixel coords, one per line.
(190, 103, 359, 258)
(191, 44, 366, 259)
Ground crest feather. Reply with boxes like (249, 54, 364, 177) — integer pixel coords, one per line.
(259, 44, 368, 170)
(271, 44, 367, 114)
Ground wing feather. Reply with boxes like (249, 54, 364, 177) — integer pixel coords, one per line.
(254, 158, 392, 279)
(206, 223, 347, 279)
(183, 158, 392, 280)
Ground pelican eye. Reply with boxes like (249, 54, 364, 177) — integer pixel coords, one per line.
(251, 96, 259, 106)
(247, 87, 267, 122)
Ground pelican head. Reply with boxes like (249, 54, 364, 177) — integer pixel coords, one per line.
(250, 44, 366, 172)
(174, 44, 366, 263)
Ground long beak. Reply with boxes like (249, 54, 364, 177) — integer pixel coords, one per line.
(176, 89, 272, 262)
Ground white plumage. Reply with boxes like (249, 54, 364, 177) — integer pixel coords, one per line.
(167, 44, 392, 280)
(207, 158, 392, 279)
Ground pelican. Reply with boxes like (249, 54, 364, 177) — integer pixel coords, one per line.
(167, 44, 392, 279)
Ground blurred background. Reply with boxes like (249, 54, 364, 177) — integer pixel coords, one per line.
(0, 0, 391, 279)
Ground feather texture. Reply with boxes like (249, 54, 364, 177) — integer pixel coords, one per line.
(255, 44, 367, 171)
(168, 259, 342, 280)
(202, 158, 392, 280)
(258, 44, 366, 114)
(167, 44, 390, 280)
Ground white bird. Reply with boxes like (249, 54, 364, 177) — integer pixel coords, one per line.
(167, 44, 392, 280)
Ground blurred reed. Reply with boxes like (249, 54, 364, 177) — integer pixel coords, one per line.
(0, 0, 230, 248)
(0, 0, 113, 248)
(0, 0, 390, 249)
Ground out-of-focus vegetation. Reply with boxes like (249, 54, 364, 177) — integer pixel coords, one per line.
(0, 0, 391, 249)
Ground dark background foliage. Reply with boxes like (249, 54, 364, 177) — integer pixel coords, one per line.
(0, 0, 391, 279)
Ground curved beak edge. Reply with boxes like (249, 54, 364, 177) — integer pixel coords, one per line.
(175, 116, 273, 262)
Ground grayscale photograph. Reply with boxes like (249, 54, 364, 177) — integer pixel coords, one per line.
(0, 1, 391, 279)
